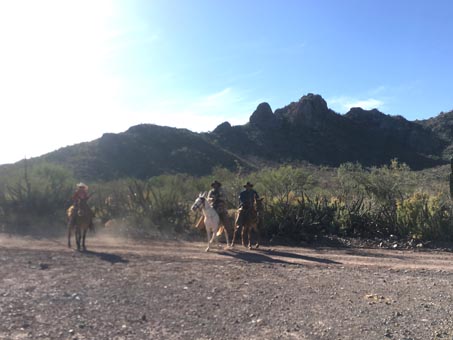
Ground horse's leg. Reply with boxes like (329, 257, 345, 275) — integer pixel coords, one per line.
(196, 216, 204, 230)
(248, 226, 252, 249)
(231, 224, 240, 247)
(220, 213, 231, 248)
(213, 226, 221, 248)
(209, 227, 217, 246)
(82, 227, 87, 251)
(255, 226, 260, 249)
(231, 211, 241, 247)
(223, 225, 230, 248)
(76, 227, 81, 251)
(67, 224, 72, 248)
(218, 215, 226, 248)
(241, 225, 246, 248)
(205, 228, 211, 252)
(77, 228, 81, 251)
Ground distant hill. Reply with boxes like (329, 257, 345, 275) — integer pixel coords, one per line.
(211, 94, 446, 169)
(0, 93, 450, 181)
(39, 124, 254, 180)
(418, 110, 453, 158)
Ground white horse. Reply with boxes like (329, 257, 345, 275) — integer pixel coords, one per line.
(191, 192, 230, 252)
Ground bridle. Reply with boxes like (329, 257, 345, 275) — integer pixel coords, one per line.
(191, 196, 206, 211)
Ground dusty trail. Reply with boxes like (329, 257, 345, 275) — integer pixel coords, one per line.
(4, 235, 453, 271)
(1, 233, 453, 339)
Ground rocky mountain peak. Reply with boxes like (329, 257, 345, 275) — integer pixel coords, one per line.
(249, 102, 278, 129)
(297, 93, 330, 114)
(274, 93, 334, 127)
(213, 121, 232, 134)
(2, 92, 449, 179)
(347, 107, 381, 115)
(345, 107, 408, 129)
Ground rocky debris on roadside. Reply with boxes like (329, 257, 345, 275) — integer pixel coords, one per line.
(303, 234, 453, 251)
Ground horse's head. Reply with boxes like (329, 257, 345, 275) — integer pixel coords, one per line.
(77, 198, 90, 216)
(255, 198, 264, 212)
(191, 192, 207, 211)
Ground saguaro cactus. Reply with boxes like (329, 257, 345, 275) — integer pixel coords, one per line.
(450, 158, 453, 198)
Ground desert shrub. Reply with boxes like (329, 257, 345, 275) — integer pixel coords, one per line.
(255, 165, 313, 204)
(330, 196, 374, 237)
(335, 160, 419, 237)
(1, 159, 453, 243)
(246, 166, 315, 241)
(396, 192, 453, 241)
(0, 161, 74, 233)
(89, 179, 133, 221)
(109, 176, 193, 232)
(262, 193, 337, 242)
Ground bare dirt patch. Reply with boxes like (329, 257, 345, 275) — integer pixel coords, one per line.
(1, 232, 453, 340)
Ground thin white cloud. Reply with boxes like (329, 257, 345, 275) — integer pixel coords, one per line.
(348, 98, 384, 110)
(197, 88, 235, 108)
(328, 96, 384, 113)
(368, 85, 387, 96)
(124, 87, 260, 133)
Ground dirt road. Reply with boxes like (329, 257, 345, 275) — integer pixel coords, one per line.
(1, 233, 453, 340)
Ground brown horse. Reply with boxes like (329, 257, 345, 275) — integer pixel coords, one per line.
(67, 198, 94, 251)
(231, 198, 264, 249)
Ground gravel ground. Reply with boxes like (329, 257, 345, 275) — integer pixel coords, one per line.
(1, 232, 453, 340)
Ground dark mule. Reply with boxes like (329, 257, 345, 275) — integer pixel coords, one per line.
(232, 198, 264, 249)
(67, 198, 94, 251)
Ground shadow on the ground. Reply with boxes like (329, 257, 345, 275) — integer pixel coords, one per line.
(219, 248, 341, 266)
(259, 249, 341, 265)
(343, 249, 406, 260)
(218, 250, 294, 265)
(82, 250, 129, 264)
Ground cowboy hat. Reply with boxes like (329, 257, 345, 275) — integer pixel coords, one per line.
(243, 181, 254, 188)
(77, 182, 88, 189)
(211, 180, 222, 187)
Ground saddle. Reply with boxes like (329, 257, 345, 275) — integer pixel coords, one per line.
(67, 200, 93, 220)
(213, 201, 227, 214)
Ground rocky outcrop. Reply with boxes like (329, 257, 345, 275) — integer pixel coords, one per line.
(274, 93, 336, 128)
(249, 102, 279, 129)
(213, 121, 232, 134)
(419, 110, 453, 142)
(3, 92, 450, 180)
(345, 107, 407, 129)
(345, 107, 446, 155)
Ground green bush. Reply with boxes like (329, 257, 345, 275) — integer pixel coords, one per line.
(1, 160, 453, 243)
(0, 161, 74, 233)
(396, 192, 453, 241)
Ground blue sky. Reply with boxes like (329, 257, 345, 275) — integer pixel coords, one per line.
(0, 0, 452, 165)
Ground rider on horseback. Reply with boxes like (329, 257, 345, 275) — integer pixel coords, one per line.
(207, 180, 231, 230)
(69, 183, 93, 229)
(236, 181, 259, 229)
(72, 182, 89, 202)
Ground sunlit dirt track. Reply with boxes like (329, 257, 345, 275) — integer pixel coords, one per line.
(1, 232, 453, 339)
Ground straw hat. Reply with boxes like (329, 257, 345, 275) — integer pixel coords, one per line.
(77, 182, 88, 189)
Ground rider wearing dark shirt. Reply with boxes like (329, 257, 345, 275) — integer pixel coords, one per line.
(209, 180, 232, 231)
(196, 180, 232, 231)
(236, 182, 259, 228)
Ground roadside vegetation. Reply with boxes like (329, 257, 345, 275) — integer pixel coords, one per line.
(0, 159, 452, 244)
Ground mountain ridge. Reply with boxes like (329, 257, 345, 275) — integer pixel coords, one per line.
(1, 93, 451, 181)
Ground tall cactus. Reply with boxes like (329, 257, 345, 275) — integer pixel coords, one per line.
(450, 158, 453, 198)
